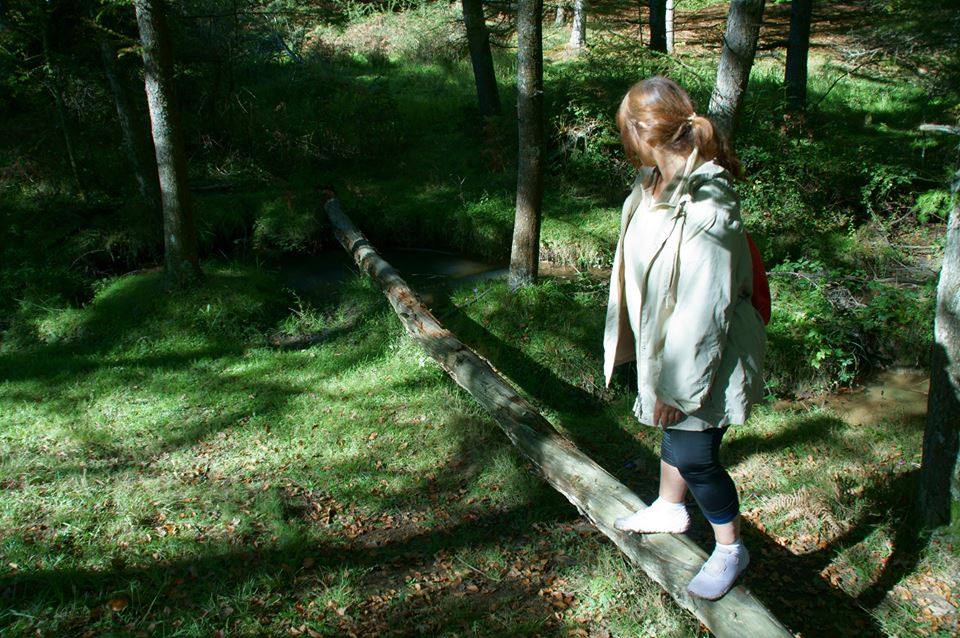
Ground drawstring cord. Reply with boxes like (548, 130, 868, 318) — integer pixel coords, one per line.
(660, 146, 699, 316)
(663, 196, 690, 316)
(649, 146, 699, 358)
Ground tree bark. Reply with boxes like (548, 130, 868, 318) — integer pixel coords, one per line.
(708, 0, 766, 140)
(919, 168, 960, 530)
(568, 0, 586, 49)
(510, 0, 544, 289)
(462, 0, 501, 117)
(784, 0, 812, 111)
(133, 0, 201, 286)
(554, 2, 566, 26)
(323, 192, 794, 638)
(665, 0, 675, 53)
(635, 0, 645, 43)
(99, 36, 161, 211)
(649, 0, 667, 52)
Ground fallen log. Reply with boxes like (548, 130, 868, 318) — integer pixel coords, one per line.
(323, 191, 794, 638)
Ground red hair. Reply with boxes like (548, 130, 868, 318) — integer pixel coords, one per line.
(616, 75, 742, 185)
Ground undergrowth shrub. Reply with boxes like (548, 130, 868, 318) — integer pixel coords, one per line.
(765, 257, 935, 396)
(251, 192, 325, 256)
(275, 275, 384, 338)
(912, 188, 954, 223)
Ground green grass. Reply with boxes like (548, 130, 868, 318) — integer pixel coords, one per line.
(0, 263, 956, 636)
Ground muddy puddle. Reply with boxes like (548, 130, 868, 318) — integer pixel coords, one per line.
(773, 367, 930, 425)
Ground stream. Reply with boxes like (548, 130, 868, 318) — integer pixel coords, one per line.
(276, 247, 610, 302)
(277, 247, 511, 291)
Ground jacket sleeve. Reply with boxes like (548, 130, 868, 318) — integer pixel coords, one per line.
(654, 176, 744, 414)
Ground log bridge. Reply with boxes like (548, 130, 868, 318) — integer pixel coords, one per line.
(323, 191, 793, 638)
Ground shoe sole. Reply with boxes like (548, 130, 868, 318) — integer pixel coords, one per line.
(613, 515, 691, 534)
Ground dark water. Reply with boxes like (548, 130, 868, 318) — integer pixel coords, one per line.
(277, 247, 510, 293)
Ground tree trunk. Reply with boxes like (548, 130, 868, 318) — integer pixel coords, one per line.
(133, 0, 201, 287)
(99, 36, 162, 211)
(784, 0, 812, 111)
(665, 0, 675, 53)
(323, 193, 794, 638)
(568, 0, 586, 49)
(649, 0, 667, 52)
(635, 0, 645, 43)
(462, 0, 501, 117)
(510, 0, 544, 289)
(919, 168, 960, 530)
(708, 0, 766, 140)
(554, 2, 566, 26)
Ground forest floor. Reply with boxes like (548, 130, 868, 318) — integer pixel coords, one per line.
(1, 0, 959, 636)
(0, 263, 957, 637)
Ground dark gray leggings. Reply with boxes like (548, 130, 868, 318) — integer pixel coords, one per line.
(660, 426, 740, 525)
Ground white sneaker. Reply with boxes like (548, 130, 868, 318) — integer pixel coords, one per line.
(686, 543, 750, 600)
(614, 498, 691, 533)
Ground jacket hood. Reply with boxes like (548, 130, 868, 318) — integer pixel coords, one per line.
(635, 154, 730, 203)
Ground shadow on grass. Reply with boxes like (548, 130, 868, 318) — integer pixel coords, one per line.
(0, 405, 578, 636)
(0, 505, 567, 632)
(0, 269, 397, 478)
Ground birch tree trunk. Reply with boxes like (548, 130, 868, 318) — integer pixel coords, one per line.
(510, 0, 544, 289)
(649, 0, 667, 52)
(784, 0, 812, 111)
(568, 0, 586, 49)
(635, 0, 645, 43)
(708, 0, 766, 140)
(919, 167, 960, 530)
(99, 37, 161, 211)
(554, 2, 566, 26)
(665, 0, 675, 53)
(462, 0, 501, 117)
(133, 0, 202, 286)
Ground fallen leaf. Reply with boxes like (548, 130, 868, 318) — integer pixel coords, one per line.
(106, 597, 129, 612)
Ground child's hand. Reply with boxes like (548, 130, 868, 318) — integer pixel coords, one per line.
(654, 397, 685, 428)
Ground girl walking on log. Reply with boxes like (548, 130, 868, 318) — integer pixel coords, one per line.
(603, 75, 767, 601)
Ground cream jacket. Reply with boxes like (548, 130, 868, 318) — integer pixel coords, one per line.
(602, 148, 766, 428)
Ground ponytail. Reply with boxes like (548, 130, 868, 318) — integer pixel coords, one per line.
(689, 114, 742, 180)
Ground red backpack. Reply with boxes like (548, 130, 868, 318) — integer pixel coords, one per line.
(745, 232, 771, 325)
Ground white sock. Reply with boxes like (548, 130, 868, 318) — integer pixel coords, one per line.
(715, 538, 743, 553)
(651, 496, 686, 511)
(614, 497, 690, 533)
